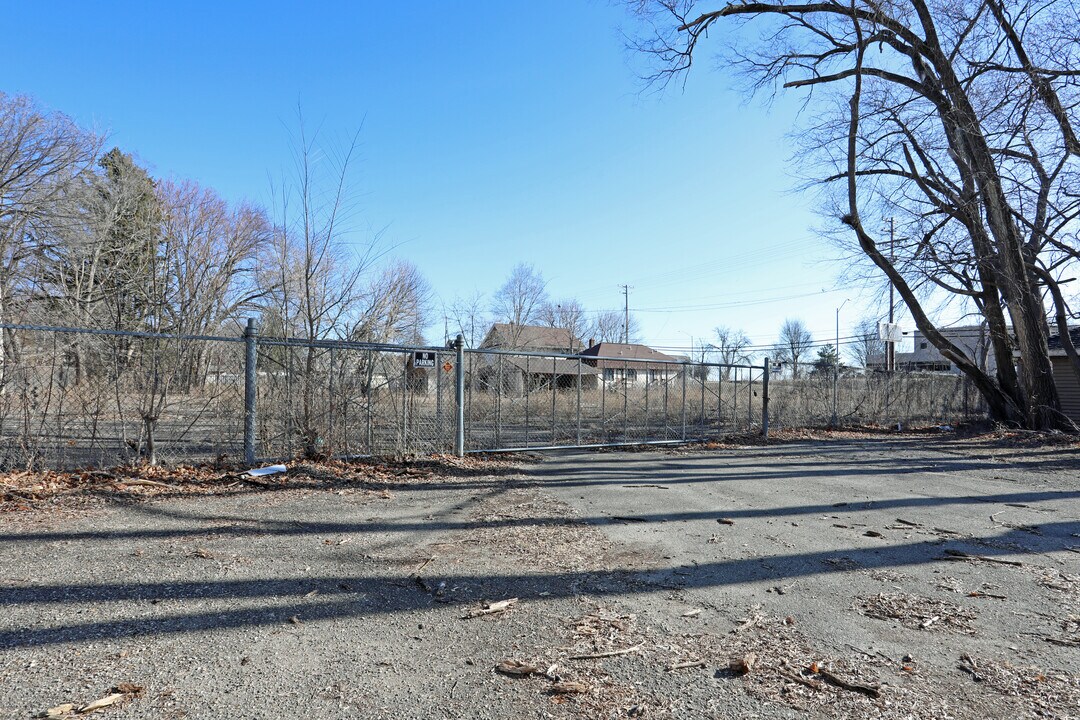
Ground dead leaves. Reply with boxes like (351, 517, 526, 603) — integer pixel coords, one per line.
(0, 454, 521, 515)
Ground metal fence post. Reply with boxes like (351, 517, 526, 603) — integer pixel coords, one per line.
(762, 358, 770, 440)
(243, 317, 258, 466)
(644, 371, 650, 439)
(699, 368, 706, 436)
(576, 358, 582, 445)
(435, 348, 443, 450)
(681, 365, 687, 441)
(550, 355, 556, 444)
(454, 334, 465, 457)
(748, 370, 754, 429)
(400, 357, 408, 454)
(520, 356, 524, 446)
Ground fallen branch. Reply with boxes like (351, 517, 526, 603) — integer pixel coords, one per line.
(942, 549, 1023, 567)
(1044, 636, 1080, 647)
(462, 598, 518, 619)
(775, 669, 827, 692)
(667, 659, 706, 671)
(116, 478, 176, 489)
(495, 660, 540, 677)
(0, 484, 37, 500)
(816, 668, 881, 698)
(569, 642, 644, 660)
(967, 591, 1007, 600)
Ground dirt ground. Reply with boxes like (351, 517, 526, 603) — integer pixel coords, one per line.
(1, 433, 1079, 719)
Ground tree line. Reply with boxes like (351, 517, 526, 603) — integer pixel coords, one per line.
(0, 93, 646, 392)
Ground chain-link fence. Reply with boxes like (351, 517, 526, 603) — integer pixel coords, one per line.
(0, 325, 246, 469)
(0, 324, 462, 469)
(0, 322, 988, 470)
(766, 370, 984, 429)
(255, 341, 457, 459)
(461, 349, 767, 451)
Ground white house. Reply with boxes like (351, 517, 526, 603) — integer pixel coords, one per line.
(578, 342, 685, 387)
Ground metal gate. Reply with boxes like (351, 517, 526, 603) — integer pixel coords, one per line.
(459, 345, 769, 454)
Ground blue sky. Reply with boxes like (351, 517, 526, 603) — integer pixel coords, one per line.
(7, 1, 889, 356)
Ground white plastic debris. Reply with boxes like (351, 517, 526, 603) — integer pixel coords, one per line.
(246, 464, 288, 477)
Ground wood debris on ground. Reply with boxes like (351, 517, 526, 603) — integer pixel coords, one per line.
(857, 593, 978, 633)
(495, 659, 541, 677)
(36, 684, 143, 718)
(955, 655, 1080, 718)
(461, 597, 518, 619)
(729, 652, 757, 674)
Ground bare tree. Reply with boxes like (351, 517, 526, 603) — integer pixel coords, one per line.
(712, 325, 751, 379)
(157, 179, 270, 388)
(0, 94, 99, 388)
(588, 309, 642, 344)
(631, 0, 1080, 429)
(260, 113, 378, 456)
(775, 319, 813, 379)
(850, 316, 886, 369)
(352, 260, 432, 344)
(538, 298, 588, 350)
(447, 290, 488, 348)
(491, 263, 549, 345)
(158, 180, 269, 335)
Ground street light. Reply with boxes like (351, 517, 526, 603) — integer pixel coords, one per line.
(832, 298, 851, 427)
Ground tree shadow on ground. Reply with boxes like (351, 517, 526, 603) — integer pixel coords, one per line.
(1, 521, 1075, 650)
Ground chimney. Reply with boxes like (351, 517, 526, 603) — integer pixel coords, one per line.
(588, 338, 594, 349)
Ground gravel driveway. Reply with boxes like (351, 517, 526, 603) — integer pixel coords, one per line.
(2, 434, 1078, 718)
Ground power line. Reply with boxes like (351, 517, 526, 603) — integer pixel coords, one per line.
(633, 290, 832, 313)
(648, 332, 881, 354)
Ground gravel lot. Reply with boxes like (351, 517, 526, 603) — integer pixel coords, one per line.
(2, 434, 1079, 718)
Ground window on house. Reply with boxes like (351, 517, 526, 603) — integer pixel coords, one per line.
(604, 368, 614, 381)
(920, 342, 928, 349)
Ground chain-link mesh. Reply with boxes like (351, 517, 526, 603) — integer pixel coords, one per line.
(0, 325, 989, 470)
(0, 328, 245, 470)
(255, 344, 457, 458)
(766, 370, 983, 429)
(461, 350, 768, 451)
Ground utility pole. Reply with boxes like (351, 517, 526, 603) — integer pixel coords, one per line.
(887, 217, 896, 373)
(620, 284, 632, 343)
(832, 299, 849, 427)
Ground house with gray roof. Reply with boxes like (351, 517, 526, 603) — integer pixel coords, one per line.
(476, 323, 596, 392)
(579, 342, 686, 387)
